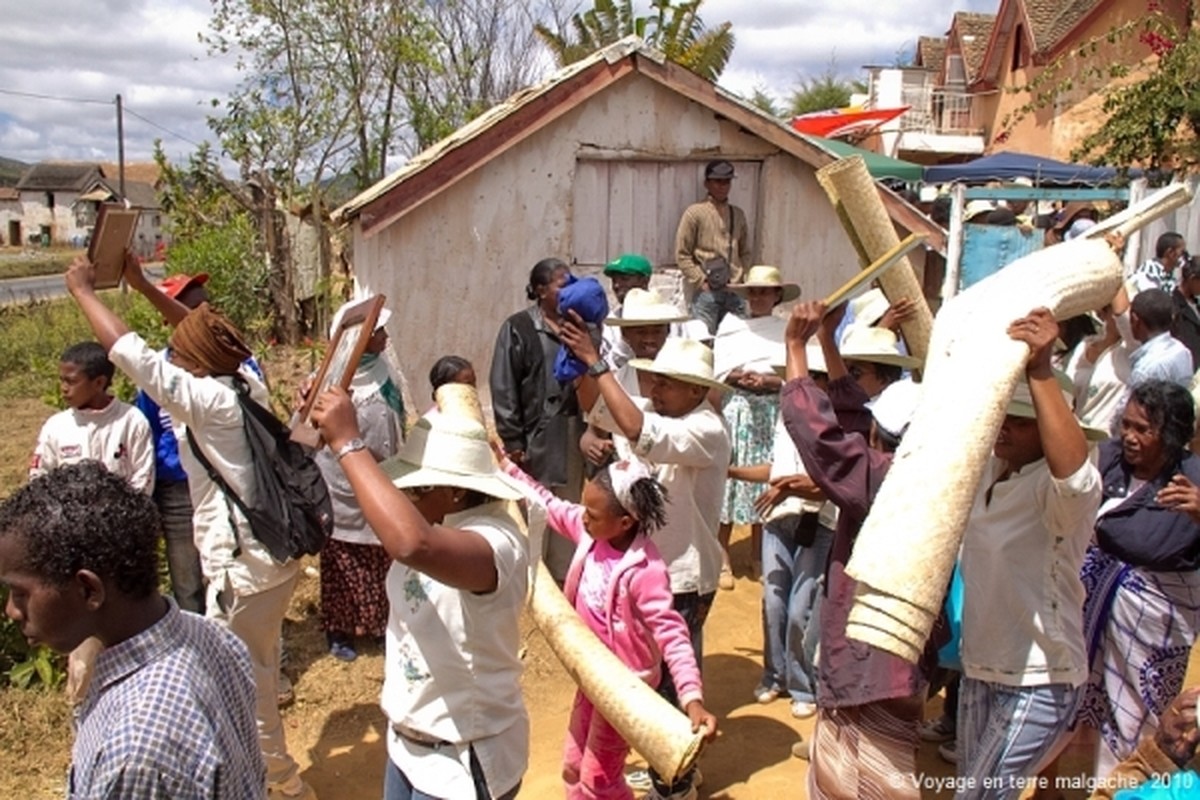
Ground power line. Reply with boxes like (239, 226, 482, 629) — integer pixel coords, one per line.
(0, 87, 112, 105)
(123, 106, 207, 148)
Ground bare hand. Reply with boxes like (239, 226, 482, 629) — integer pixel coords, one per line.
(1157, 474, 1200, 521)
(309, 387, 361, 451)
(819, 300, 847, 341)
(1154, 685, 1200, 767)
(786, 302, 827, 348)
(560, 310, 601, 366)
(579, 428, 614, 466)
(1007, 307, 1058, 374)
(684, 700, 718, 742)
(739, 372, 766, 391)
(877, 298, 917, 332)
(294, 375, 316, 413)
(753, 485, 785, 517)
(122, 249, 151, 290)
(65, 254, 97, 296)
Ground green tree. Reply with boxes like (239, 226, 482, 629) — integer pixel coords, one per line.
(1001, 2, 1200, 171)
(535, 0, 735, 82)
(747, 86, 782, 118)
(787, 69, 867, 117)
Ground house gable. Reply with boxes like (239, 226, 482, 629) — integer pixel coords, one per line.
(15, 162, 103, 193)
(945, 12, 997, 87)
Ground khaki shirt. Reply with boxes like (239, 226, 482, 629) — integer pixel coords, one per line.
(674, 196, 749, 287)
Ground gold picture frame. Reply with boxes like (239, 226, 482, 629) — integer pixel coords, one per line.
(290, 295, 387, 447)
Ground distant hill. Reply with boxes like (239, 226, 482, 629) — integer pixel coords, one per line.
(0, 156, 28, 187)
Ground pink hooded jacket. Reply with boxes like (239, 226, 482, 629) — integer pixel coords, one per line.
(503, 463, 703, 707)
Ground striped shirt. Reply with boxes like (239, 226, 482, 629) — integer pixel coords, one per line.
(69, 600, 265, 799)
(674, 197, 749, 287)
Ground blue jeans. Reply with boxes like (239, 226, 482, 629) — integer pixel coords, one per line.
(155, 479, 206, 614)
(382, 751, 519, 800)
(954, 678, 1081, 800)
(690, 288, 745, 335)
(760, 515, 832, 704)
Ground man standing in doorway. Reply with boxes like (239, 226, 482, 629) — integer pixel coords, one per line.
(675, 160, 750, 334)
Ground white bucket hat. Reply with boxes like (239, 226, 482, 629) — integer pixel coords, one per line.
(728, 265, 801, 303)
(628, 337, 730, 391)
(848, 288, 889, 328)
(329, 299, 392, 339)
(381, 414, 523, 500)
(964, 199, 996, 222)
(606, 288, 689, 327)
(840, 325, 921, 369)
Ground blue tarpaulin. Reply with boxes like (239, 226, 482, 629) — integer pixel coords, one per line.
(923, 152, 1131, 186)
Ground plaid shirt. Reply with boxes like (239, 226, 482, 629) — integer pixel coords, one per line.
(69, 601, 265, 799)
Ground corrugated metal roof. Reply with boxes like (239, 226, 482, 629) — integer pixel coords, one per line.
(15, 161, 103, 192)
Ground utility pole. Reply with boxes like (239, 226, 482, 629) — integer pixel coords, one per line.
(115, 93, 126, 200)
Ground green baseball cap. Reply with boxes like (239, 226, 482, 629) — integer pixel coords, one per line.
(603, 253, 653, 277)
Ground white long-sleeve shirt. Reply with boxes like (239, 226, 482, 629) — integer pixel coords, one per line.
(30, 399, 155, 494)
(109, 332, 298, 597)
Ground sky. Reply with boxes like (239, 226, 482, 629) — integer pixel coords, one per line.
(0, 0, 996, 168)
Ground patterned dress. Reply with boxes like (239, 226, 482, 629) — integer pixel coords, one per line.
(720, 387, 779, 525)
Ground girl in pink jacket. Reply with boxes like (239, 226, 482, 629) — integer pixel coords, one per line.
(501, 456, 717, 800)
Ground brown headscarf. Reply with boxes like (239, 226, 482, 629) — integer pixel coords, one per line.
(169, 303, 253, 376)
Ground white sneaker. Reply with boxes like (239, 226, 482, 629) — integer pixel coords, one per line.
(790, 699, 817, 719)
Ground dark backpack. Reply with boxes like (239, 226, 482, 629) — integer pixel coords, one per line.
(188, 375, 334, 563)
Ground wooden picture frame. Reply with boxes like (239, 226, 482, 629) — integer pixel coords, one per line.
(88, 202, 141, 289)
(290, 294, 387, 447)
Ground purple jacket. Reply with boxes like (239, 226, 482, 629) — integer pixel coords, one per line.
(503, 463, 703, 707)
(781, 376, 929, 708)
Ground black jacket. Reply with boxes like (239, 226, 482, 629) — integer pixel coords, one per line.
(1169, 288, 1200, 368)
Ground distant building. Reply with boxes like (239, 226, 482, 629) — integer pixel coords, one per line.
(11, 161, 167, 254)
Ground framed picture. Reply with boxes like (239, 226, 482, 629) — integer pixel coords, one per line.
(88, 203, 141, 290)
(290, 294, 387, 447)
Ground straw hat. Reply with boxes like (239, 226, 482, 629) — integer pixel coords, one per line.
(628, 337, 729, 391)
(607, 288, 689, 327)
(329, 300, 392, 339)
(848, 288, 889, 328)
(1006, 379, 1108, 441)
(728, 266, 801, 302)
(381, 413, 523, 500)
(840, 325, 921, 369)
(770, 342, 827, 378)
(964, 200, 996, 222)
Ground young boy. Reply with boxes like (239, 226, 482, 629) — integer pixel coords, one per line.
(30, 341, 154, 494)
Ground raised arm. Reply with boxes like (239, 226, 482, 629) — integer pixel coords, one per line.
(561, 311, 645, 442)
(65, 256, 130, 349)
(312, 387, 503, 593)
(122, 251, 190, 326)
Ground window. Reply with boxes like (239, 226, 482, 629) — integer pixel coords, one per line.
(1011, 25, 1026, 71)
(946, 54, 966, 85)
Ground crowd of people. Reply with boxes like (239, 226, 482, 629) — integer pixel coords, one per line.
(2, 163, 1199, 800)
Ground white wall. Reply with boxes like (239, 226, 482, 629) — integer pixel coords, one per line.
(349, 73, 863, 404)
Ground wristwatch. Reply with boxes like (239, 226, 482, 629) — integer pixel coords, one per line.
(335, 437, 367, 461)
(587, 360, 610, 377)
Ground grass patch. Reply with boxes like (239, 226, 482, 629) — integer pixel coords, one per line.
(0, 248, 77, 280)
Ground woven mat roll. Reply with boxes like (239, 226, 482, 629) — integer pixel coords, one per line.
(816, 156, 933, 365)
(433, 383, 703, 781)
(843, 238, 1124, 662)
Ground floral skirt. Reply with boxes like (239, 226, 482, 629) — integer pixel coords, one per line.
(320, 538, 392, 638)
(721, 388, 779, 525)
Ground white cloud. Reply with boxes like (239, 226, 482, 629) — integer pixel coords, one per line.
(0, 0, 997, 165)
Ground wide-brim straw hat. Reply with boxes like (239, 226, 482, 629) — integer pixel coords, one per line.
(964, 200, 996, 222)
(381, 401, 523, 501)
(1005, 379, 1108, 441)
(866, 377, 921, 439)
(840, 324, 921, 369)
(770, 342, 827, 377)
(628, 337, 729, 391)
(607, 288, 689, 327)
(728, 265, 801, 303)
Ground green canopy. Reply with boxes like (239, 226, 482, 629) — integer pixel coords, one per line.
(801, 135, 923, 182)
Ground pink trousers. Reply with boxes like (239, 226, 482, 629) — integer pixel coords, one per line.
(562, 690, 635, 800)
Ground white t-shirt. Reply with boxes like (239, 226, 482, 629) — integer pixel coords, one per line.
(960, 455, 1101, 687)
(764, 416, 837, 531)
(382, 502, 529, 799)
(30, 399, 155, 494)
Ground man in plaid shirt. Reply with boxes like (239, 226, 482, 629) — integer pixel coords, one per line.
(0, 462, 265, 799)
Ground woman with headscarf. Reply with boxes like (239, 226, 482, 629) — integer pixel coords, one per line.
(1077, 380, 1200, 778)
(310, 386, 529, 800)
(65, 253, 313, 800)
(489, 257, 582, 581)
(305, 301, 406, 662)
